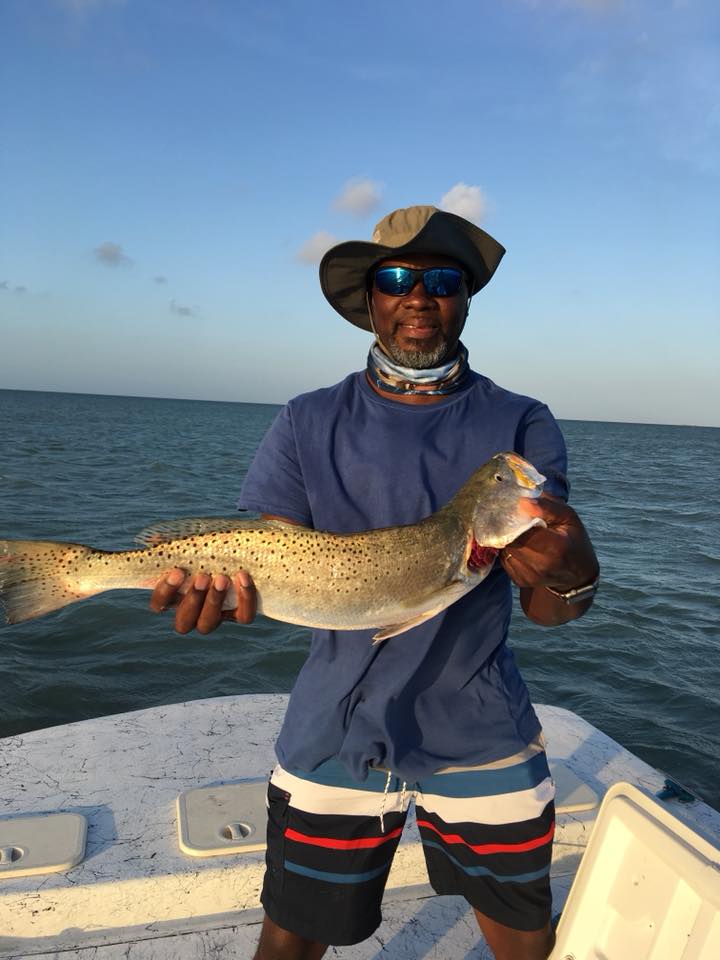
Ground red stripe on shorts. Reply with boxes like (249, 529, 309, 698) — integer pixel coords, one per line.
(416, 818, 555, 854)
(284, 825, 403, 850)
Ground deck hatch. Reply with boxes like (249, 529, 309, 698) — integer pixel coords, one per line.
(0, 812, 87, 879)
(177, 779, 268, 856)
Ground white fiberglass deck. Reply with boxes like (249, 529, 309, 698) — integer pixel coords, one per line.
(1, 694, 718, 959)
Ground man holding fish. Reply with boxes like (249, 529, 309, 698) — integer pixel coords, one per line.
(152, 206, 600, 960)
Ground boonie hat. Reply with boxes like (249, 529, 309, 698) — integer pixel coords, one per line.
(319, 205, 506, 331)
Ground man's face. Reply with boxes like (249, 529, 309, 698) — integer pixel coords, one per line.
(369, 253, 469, 369)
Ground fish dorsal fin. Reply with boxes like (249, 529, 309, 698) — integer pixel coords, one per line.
(258, 518, 303, 531)
(134, 516, 276, 547)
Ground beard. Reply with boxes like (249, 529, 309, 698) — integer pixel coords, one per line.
(385, 338, 451, 369)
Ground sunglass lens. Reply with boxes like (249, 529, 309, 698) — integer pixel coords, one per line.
(424, 268, 463, 296)
(374, 267, 415, 296)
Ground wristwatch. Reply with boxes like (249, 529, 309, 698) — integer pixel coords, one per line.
(545, 575, 599, 605)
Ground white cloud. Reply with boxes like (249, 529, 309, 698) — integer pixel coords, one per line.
(170, 299, 196, 318)
(439, 183, 487, 225)
(333, 178, 383, 216)
(94, 241, 133, 267)
(296, 231, 338, 265)
(1, 280, 29, 293)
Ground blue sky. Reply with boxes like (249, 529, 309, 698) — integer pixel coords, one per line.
(1, 0, 718, 426)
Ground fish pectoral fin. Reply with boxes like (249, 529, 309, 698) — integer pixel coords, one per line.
(371, 605, 446, 645)
(371, 578, 476, 645)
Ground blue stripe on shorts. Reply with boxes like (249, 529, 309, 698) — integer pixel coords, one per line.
(421, 840, 551, 884)
(284, 859, 392, 884)
(422, 751, 550, 797)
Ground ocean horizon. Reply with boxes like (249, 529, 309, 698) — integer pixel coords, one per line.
(4, 386, 717, 430)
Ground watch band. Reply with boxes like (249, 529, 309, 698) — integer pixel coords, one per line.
(545, 575, 599, 605)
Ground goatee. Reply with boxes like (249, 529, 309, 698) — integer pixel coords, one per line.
(385, 340, 451, 369)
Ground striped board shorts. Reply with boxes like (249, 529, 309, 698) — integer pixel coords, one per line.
(260, 738, 555, 946)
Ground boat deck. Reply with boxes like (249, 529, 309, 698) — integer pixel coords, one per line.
(1, 695, 718, 958)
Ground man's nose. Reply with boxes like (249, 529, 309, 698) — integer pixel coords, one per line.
(403, 278, 434, 304)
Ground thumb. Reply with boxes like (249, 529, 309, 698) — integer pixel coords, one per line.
(519, 494, 573, 525)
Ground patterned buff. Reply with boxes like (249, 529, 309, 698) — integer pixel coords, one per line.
(366, 341, 470, 396)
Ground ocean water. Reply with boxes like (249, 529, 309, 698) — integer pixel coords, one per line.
(1, 389, 718, 809)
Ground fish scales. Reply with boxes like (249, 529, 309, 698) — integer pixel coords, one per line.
(0, 452, 547, 640)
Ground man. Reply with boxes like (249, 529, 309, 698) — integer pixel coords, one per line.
(152, 206, 599, 960)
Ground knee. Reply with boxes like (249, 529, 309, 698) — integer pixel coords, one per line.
(253, 913, 327, 960)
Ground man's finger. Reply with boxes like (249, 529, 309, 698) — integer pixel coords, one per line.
(174, 573, 212, 634)
(196, 574, 231, 635)
(519, 494, 576, 526)
(149, 568, 187, 613)
(231, 569, 257, 624)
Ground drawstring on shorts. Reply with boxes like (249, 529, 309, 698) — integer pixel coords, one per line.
(379, 770, 408, 834)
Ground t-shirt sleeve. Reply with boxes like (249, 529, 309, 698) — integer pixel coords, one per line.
(237, 404, 313, 525)
(515, 403, 570, 501)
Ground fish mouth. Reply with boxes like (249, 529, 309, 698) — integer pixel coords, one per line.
(502, 453, 546, 491)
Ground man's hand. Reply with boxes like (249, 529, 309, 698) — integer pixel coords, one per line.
(149, 515, 300, 635)
(150, 569, 257, 635)
(500, 495, 599, 626)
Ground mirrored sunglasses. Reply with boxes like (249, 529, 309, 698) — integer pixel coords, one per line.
(373, 266, 465, 298)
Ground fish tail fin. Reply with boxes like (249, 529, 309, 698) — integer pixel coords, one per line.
(0, 539, 99, 625)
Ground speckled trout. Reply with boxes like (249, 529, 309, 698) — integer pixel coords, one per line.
(0, 452, 546, 641)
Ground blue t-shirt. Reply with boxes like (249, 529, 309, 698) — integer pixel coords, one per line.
(238, 370, 568, 782)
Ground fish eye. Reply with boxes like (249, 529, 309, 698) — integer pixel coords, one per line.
(494, 473, 505, 482)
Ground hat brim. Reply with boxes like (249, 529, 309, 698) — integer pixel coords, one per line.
(319, 211, 506, 331)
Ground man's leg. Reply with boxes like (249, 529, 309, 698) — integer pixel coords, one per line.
(416, 739, 556, 959)
(253, 914, 327, 960)
(473, 909, 555, 960)
(257, 764, 410, 951)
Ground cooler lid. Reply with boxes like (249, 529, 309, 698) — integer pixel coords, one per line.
(551, 781, 720, 959)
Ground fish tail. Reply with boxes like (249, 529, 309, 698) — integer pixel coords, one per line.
(0, 539, 102, 625)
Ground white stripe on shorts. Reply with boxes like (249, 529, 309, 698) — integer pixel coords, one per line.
(417, 776, 555, 825)
(270, 765, 408, 818)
